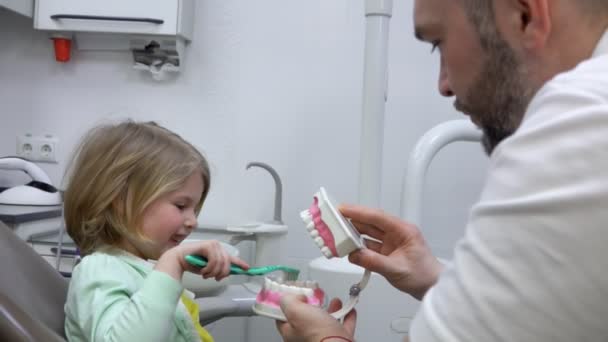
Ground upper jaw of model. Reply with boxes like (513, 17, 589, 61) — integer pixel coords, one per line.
(300, 187, 364, 259)
(301, 204, 337, 258)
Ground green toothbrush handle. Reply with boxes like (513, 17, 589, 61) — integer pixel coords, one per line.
(185, 254, 247, 275)
(186, 254, 300, 279)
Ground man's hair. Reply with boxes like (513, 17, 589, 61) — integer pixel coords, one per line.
(63, 120, 211, 255)
(462, 0, 608, 33)
(460, 0, 498, 50)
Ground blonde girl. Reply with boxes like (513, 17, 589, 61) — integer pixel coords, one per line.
(63, 120, 248, 342)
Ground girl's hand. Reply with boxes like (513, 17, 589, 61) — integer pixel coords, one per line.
(155, 240, 249, 282)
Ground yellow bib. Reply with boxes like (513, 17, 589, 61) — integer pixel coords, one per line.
(181, 293, 214, 342)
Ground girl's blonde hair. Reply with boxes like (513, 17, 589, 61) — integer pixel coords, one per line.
(63, 120, 210, 255)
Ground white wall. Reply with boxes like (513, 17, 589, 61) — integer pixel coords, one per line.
(0, 1, 488, 341)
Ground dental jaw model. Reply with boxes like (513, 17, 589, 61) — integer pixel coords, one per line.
(253, 187, 371, 321)
(304, 188, 364, 258)
(301, 187, 371, 320)
(253, 278, 326, 320)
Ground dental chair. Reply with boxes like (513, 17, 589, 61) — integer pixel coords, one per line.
(0, 221, 68, 341)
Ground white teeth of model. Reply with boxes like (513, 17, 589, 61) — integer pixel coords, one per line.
(321, 246, 331, 255)
(270, 281, 280, 291)
(310, 229, 319, 238)
(300, 210, 311, 221)
(306, 221, 315, 231)
(314, 237, 325, 247)
(279, 284, 295, 294)
(266, 278, 320, 295)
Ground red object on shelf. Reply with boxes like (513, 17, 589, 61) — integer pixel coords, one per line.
(52, 38, 71, 62)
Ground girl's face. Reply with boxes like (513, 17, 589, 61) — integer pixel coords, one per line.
(129, 171, 203, 260)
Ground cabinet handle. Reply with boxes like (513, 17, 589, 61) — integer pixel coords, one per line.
(50, 14, 164, 24)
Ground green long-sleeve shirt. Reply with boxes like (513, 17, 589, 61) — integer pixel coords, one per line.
(64, 248, 201, 341)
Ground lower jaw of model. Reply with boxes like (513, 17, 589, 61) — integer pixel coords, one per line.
(253, 276, 325, 320)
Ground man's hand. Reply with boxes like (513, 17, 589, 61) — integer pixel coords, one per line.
(341, 204, 443, 300)
(276, 295, 356, 342)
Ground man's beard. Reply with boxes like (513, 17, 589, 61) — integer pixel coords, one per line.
(456, 36, 533, 155)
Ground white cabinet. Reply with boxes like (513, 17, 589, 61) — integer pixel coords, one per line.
(0, 0, 34, 17)
(34, 0, 194, 41)
(32, 0, 195, 79)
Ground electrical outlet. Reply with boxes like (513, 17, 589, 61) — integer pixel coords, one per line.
(38, 135, 58, 163)
(16, 134, 59, 163)
(16, 134, 35, 159)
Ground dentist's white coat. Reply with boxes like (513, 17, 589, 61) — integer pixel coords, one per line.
(411, 30, 608, 342)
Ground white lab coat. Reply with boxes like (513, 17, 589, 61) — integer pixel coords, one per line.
(410, 30, 608, 341)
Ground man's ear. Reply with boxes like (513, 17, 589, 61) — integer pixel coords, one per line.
(514, 0, 552, 50)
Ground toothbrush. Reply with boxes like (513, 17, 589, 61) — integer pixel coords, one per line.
(185, 254, 300, 281)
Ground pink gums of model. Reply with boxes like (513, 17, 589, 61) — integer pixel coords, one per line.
(255, 287, 325, 308)
(309, 197, 339, 257)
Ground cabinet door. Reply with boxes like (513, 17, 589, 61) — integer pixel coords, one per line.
(35, 0, 179, 36)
